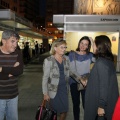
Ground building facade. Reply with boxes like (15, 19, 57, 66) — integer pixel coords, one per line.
(45, 0, 74, 38)
(0, 0, 19, 12)
(0, 0, 39, 23)
(74, 0, 120, 15)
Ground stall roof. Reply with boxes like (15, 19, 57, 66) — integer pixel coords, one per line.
(53, 15, 120, 32)
(20, 29, 43, 38)
(0, 9, 47, 38)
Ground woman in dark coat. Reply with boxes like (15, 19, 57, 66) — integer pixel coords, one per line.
(84, 35, 119, 120)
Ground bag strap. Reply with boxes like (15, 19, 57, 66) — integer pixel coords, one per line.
(38, 100, 46, 120)
(72, 51, 85, 86)
(72, 51, 77, 71)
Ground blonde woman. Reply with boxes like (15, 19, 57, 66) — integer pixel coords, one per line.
(42, 39, 70, 120)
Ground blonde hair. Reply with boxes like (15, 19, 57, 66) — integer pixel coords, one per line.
(50, 39, 67, 55)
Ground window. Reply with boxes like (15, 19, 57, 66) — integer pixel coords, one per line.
(13, 0, 17, 3)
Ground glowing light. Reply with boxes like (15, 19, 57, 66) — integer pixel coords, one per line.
(98, 0, 104, 7)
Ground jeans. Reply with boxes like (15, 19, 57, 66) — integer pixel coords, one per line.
(0, 96, 18, 120)
(70, 83, 85, 120)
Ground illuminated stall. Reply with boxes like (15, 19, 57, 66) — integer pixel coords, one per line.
(53, 15, 120, 71)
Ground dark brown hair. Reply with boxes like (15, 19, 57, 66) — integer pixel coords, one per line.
(94, 35, 114, 61)
(76, 36, 91, 53)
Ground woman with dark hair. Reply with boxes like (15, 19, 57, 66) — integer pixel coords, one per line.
(68, 36, 95, 120)
(84, 35, 119, 120)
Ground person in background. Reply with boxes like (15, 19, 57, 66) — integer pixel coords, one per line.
(112, 96, 120, 120)
(24, 42, 30, 63)
(42, 39, 70, 120)
(68, 36, 95, 120)
(84, 35, 119, 120)
(0, 30, 23, 120)
(35, 41, 39, 57)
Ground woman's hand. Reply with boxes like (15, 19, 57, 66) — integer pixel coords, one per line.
(89, 37, 94, 48)
(44, 94, 50, 101)
(9, 74, 13, 77)
(97, 107, 105, 116)
(80, 77, 88, 87)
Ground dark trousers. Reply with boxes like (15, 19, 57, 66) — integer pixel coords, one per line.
(70, 83, 85, 120)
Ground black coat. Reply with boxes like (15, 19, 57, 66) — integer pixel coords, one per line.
(84, 57, 119, 120)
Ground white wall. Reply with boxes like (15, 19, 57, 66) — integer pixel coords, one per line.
(65, 32, 119, 55)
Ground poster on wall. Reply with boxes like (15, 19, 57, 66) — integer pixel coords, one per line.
(112, 36, 116, 41)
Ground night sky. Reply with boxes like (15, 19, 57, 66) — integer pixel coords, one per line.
(39, 0, 46, 16)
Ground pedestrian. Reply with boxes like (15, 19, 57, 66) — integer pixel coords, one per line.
(0, 30, 23, 120)
(68, 36, 95, 120)
(84, 35, 119, 120)
(42, 39, 70, 120)
(112, 96, 120, 120)
(35, 41, 39, 57)
(24, 42, 30, 63)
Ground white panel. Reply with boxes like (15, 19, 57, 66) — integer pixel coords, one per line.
(65, 24, 120, 32)
(65, 15, 120, 24)
(53, 15, 64, 23)
(0, 9, 14, 20)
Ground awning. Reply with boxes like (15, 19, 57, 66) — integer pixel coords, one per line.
(0, 9, 46, 38)
(53, 15, 120, 32)
(19, 29, 43, 38)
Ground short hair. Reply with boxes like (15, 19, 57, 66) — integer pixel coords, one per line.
(76, 36, 91, 53)
(50, 39, 67, 55)
(2, 30, 20, 40)
(94, 35, 114, 61)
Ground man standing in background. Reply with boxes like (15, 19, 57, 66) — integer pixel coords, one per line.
(35, 41, 39, 57)
(0, 30, 23, 120)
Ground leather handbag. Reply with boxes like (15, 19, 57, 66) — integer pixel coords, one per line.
(35, 100, 57, 120)
(77, 74, 89, 91)
(95, 115, 107, 120)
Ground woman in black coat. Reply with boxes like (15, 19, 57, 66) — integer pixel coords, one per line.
(84, 35, 119, 120)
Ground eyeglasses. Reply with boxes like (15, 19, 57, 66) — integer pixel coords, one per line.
(60, 46, 67, 49)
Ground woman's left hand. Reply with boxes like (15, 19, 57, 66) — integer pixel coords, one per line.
(97, 107, 105, 116)
(80, 78, 87, 87)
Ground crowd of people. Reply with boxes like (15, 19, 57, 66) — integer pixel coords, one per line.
(21, 41, 46, 64)
(0, 30, 119, 120)
(42, 36, 119, 120)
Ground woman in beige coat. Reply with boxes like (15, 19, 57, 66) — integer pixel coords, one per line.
(42, 39, 70, 120)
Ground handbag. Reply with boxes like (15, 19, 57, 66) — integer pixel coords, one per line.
(77, 73, 89, 91)
(35, 100, 57, 120)
(95, 115, 107, 120)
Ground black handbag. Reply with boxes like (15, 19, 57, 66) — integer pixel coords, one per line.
(35, 100, 57, 120)
(95, 115, 107, 120)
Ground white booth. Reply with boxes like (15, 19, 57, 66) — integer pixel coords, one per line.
(53, 15, 120, 71)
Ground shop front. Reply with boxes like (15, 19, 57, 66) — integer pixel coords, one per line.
(0, 9, 46, 60)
